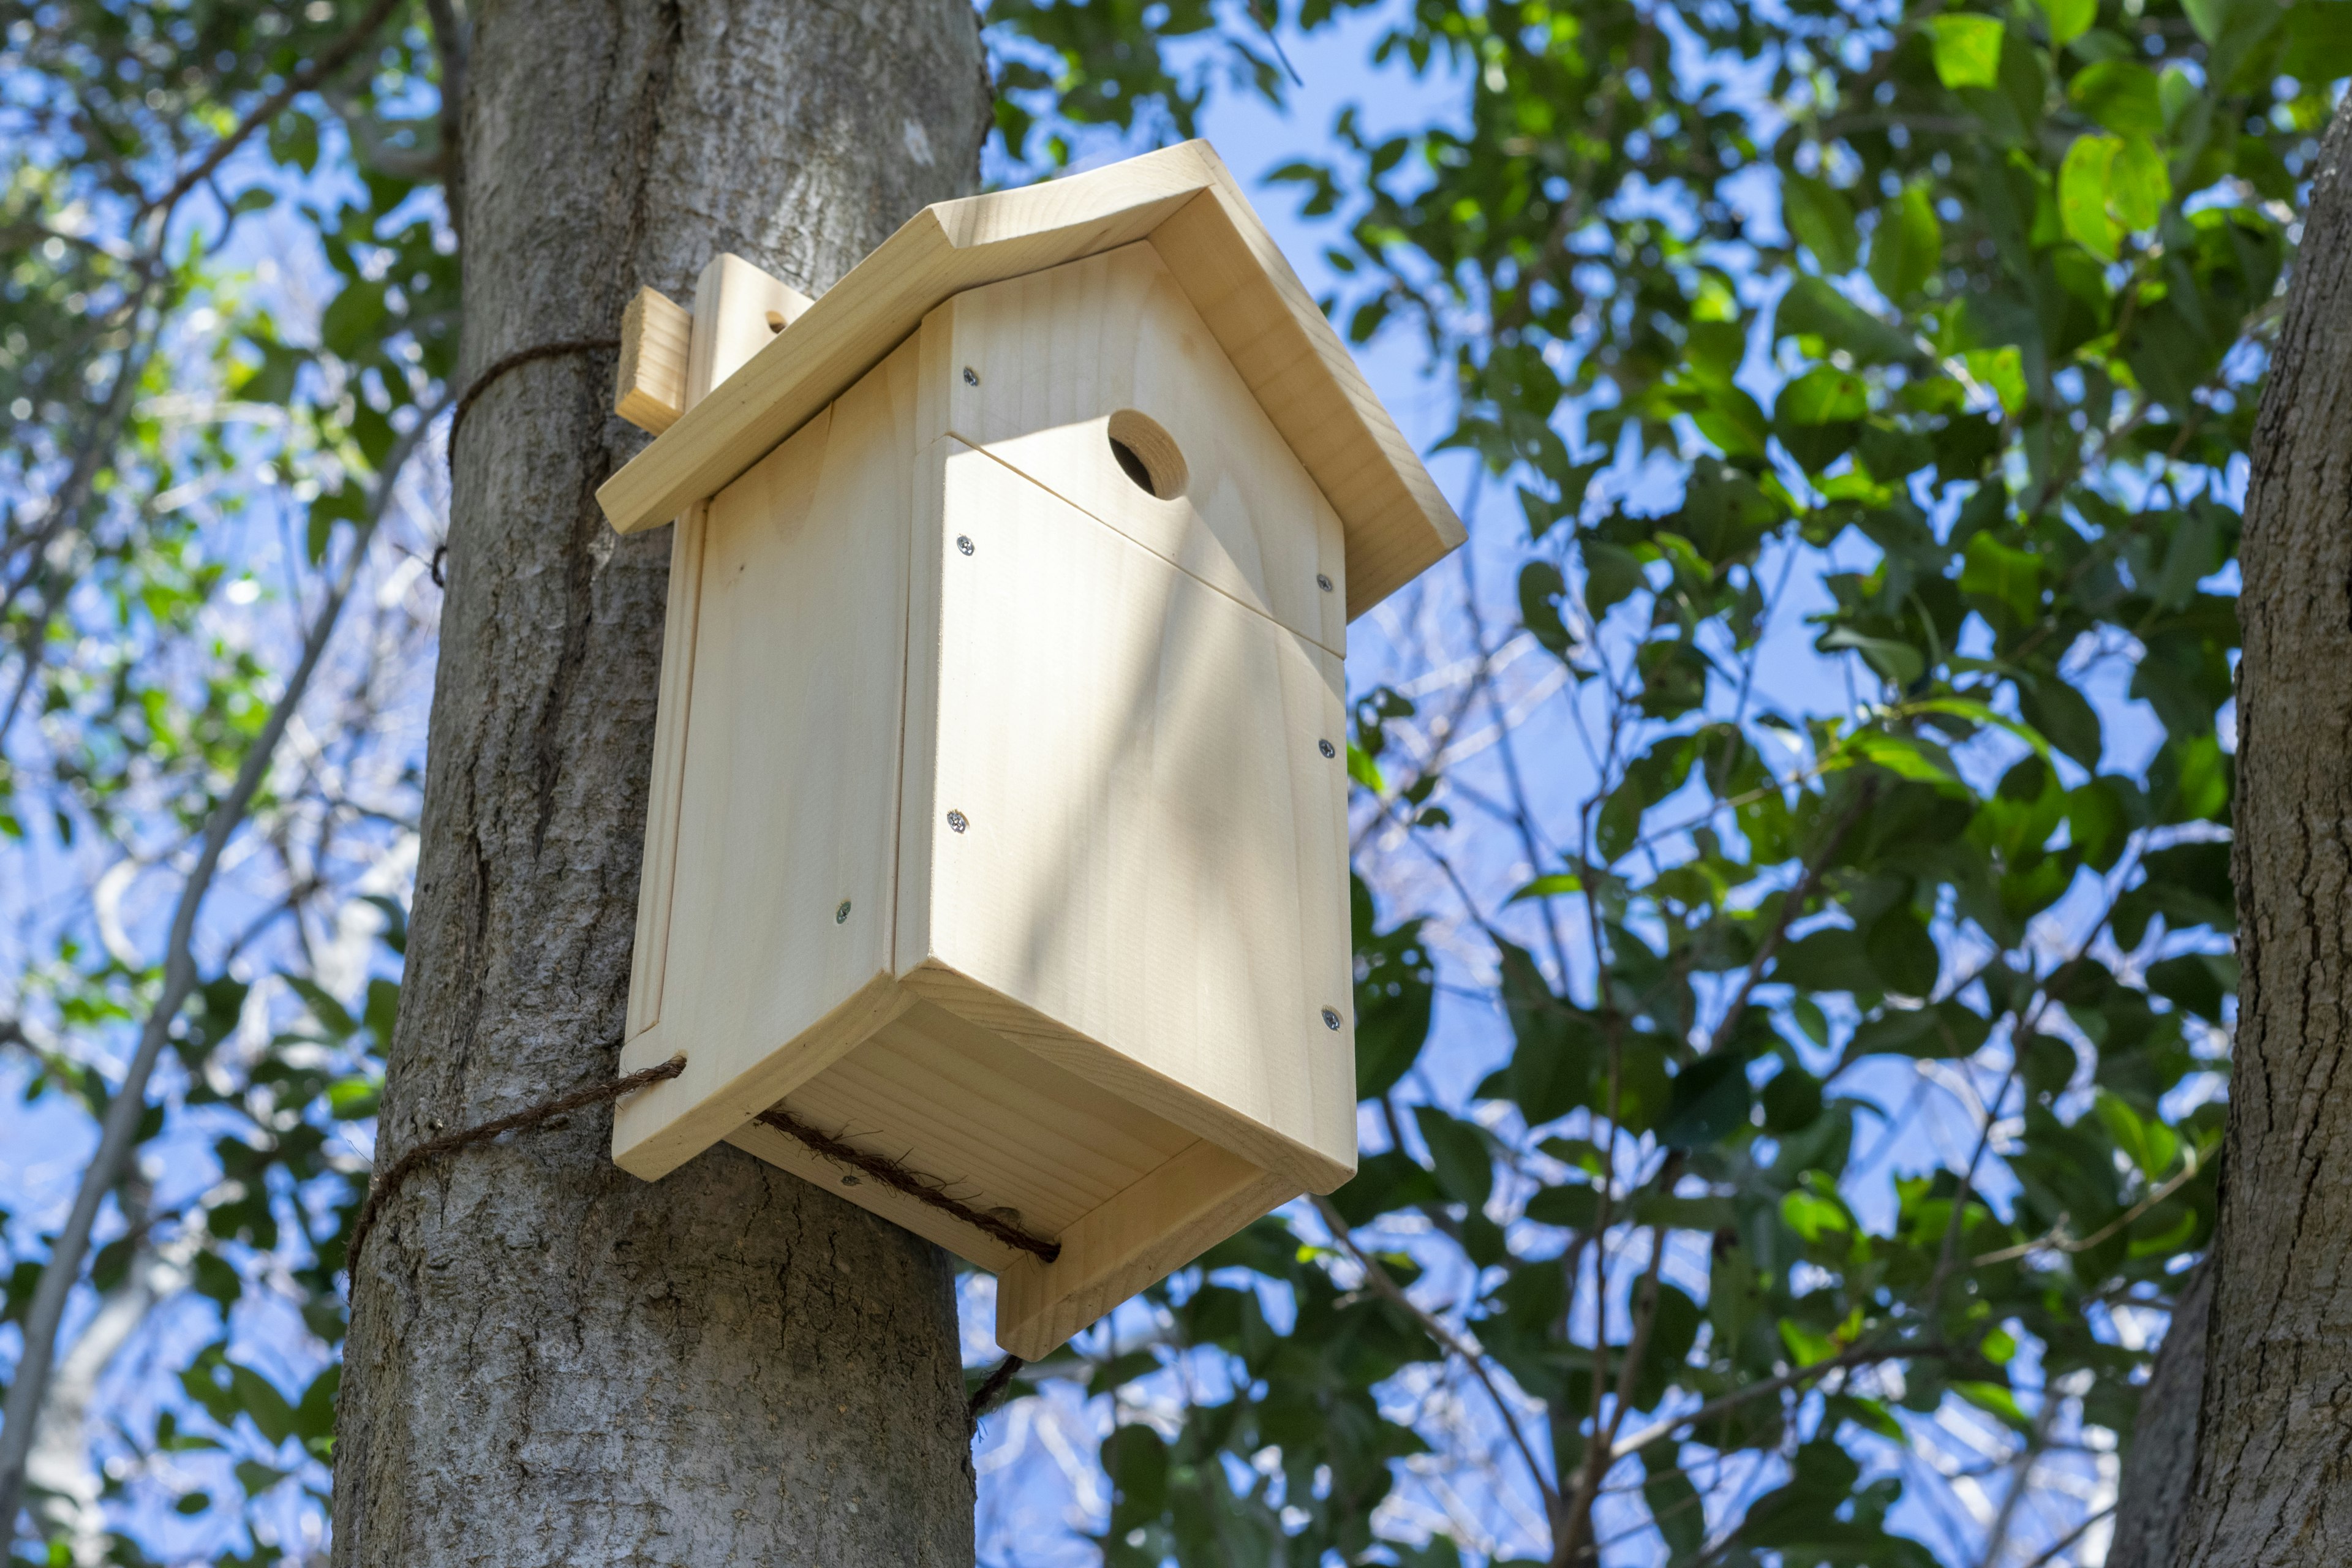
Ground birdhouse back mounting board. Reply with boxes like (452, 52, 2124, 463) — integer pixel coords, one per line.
(600, 143, 1462, 1357)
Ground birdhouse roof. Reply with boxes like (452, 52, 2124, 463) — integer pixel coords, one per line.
(595, 141, 1463, 620)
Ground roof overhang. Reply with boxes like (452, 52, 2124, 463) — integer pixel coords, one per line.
(595, 140, 1463, 622)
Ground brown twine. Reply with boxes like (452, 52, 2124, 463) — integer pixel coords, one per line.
(445, 337, 622, 458)
(968, 1354, 1025, 1427)
(345, 1054, 685, 1272)
(752, 1106, 1061, 1264)
(345, 1054, 1049, 1427)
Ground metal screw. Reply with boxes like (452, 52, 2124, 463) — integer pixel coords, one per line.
(1316, 573, 1333, 592)
(1321, 1007, 1343, 1031)
(962, 366, 980, 386)
(835, 900, 852, 924)
(946, 810, 969, 834)
(1317, 739, 1336, 759)
(956, 535, 974, 556)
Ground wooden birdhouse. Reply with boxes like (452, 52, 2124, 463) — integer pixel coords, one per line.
(597, 141, 1462, 1358)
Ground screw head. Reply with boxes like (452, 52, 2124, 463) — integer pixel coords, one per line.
(956, 534, 974, 556)
(1316, 573, 1333, 593)
(835, 900, 852, 924)
(1321, 1007, 1343, 1031)
(946, 809, 969, 834)
(962, 365, 980, 386)
(1318, 739, 1336, 759)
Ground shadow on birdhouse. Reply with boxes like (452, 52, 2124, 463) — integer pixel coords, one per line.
(597, 141, 1463, 1358)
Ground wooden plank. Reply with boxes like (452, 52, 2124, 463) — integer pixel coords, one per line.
(624, 254, 778, 1046)
(782, 1000, 1196, 1238)
(613, 336, 924, 1178)
(930, 242, 1346, 654)
(723, 1114, 1029, 1275)
(993, 1140, 1297, 1359)
(1148, 173, 1466, 620)
(594, 141, 1460, 624)
(686, 252, 814, 399)
(897, 445, 1357, 1195)
(613, 286, 692, 433)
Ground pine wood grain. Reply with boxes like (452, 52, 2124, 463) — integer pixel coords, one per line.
(613, 285, 692, 433)
(612, 337, 923, 1178)
(594, 141, 1461, 620)
(929, 241, 1347, 654)
(896, 445, 1357, 1196)
(993, 1142, 1297, 1360)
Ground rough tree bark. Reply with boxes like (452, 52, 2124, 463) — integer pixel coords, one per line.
(2173, 94, 2352, 1567)
(332, 5, 990, 1564)
(2106, 1259, 2209, 1568)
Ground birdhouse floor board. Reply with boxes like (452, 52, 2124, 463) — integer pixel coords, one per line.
(995, 1139, 1297, 1360)
(773, 997, 1198, 1241)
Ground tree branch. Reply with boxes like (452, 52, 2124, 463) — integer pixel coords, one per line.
(0, 407, 434, 1545)
(1310, 1193, 1560, 1510)
(138, 0, 410, 219)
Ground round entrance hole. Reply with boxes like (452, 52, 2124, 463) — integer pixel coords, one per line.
(1106, 410, 1187, 500)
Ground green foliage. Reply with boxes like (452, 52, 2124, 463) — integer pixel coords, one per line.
(4, 2, 448, 1559)
(981, 0, 2322, 1558)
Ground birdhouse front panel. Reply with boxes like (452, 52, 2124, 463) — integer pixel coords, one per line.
(897, 443, 1357, 1193)
(918, 241, 1348, 655)
(602, 143, 1468, 1356)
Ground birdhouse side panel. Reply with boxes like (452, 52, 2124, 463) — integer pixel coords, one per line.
(612, 341, 925, 1178)
(897, 443, 1356, 1193)
(929, 242, 1347, 655)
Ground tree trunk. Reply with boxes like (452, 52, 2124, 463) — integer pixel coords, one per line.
(2107, 1259, 2209, 1568)
(332, 5, 989, 1564)
(2175, 95, 2352, 1568)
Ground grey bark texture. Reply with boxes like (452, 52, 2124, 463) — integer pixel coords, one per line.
(331, 4, 990, 1565)
(2106, 1259, 2209, 1568)
(2174, 93, 2352, 1568)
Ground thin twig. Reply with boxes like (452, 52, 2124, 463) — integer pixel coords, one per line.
(139, 0, 410, 219)
(1310, 1193, 1559, 1510)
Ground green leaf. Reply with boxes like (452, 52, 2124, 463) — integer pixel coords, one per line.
(235, 1461, 290, 1497)
(1658, 1052, 1753, 1148)
(1777, 365, 1869, 425)
(319, 280, 388, 359)
(1819, 628, 1927, 688)
(1959, 532, 2045, 622)
(1868, 183, 1943, 301)
(1509, 872, 1583, 902)
(2095, 1090, 2182, 1177)
(1781, 1189, 1852, 1243)
(2111, 135, 2171, 232)
(1962, 347, 2027, 417)
(1525, 1182, 1601, 1231)
(1345, 741, 1385, 794)
(2019, 679, 2104, 769)
(1414, 1106, 1494, 1210)
(2060, 134, 2124, 260)
(229, 1363, 298, 1446)
(1777, 275, 1914, 364)
(1928, 14, 2008, 88)
(1783, 172, 1860, 273)
(2069, 61, 2165, 137)
(1953, 1379, 2033, 1431)
(1866, 908, 1941, 997)
(2040, 0, 2096, 47)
